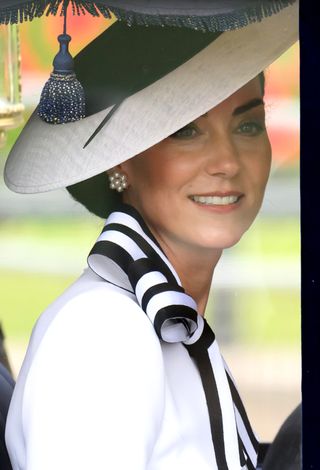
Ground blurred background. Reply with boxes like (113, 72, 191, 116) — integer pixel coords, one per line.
(0, 15, 300, 443)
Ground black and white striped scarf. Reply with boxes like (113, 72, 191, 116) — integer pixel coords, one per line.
(87, 203, 259, 470)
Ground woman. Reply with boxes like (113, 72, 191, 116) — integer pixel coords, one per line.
(4, 2, 298, 469)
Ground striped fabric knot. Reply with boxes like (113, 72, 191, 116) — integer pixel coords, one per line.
(128, 257, 198, 342)
(87, 203, 259, 469)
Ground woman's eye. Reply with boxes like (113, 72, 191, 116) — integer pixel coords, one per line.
(170, 124, 199, 139)
(237, 121, 265, 136)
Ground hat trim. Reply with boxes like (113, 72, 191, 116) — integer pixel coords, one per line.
(110, 0, 296, 32)
(1, 0, 295, 30)
(0, 0, 111, 24)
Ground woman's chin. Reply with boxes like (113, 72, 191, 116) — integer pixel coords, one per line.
(190, 231, 245, 251)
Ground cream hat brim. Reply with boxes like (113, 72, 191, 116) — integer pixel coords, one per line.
(4, 1, 298, 194)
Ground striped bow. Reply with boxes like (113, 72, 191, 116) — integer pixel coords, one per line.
(87, 203, 259, 469)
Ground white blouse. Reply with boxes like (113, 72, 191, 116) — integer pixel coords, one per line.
(5, 268, 248, 470)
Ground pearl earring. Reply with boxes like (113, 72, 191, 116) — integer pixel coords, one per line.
(108, 171, 128, 192)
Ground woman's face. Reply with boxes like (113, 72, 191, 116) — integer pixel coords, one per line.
(119, 77, 271, 253)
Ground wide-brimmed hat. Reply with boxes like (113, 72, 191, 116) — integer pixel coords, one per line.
(4, 1, 298, 216)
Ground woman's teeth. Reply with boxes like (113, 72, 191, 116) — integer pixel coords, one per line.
(191, 195, 239, 205)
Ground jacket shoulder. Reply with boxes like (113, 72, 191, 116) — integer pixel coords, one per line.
(9, 271, 165, 470)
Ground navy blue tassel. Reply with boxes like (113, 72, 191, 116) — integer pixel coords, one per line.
(38, 11, 85, 124)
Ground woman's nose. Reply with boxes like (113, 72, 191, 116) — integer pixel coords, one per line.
(204, 136, 241, 178)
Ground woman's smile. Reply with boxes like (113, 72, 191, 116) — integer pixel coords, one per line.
(189, 192, 244, 212)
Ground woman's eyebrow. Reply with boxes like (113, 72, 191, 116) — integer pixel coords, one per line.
(200, 98, 264, 119)
(232, 98, 264, 116)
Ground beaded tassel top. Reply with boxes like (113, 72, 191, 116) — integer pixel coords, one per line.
(38, 6, 85, 124)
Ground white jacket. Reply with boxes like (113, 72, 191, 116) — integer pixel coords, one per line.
(6, 268, 247, 470)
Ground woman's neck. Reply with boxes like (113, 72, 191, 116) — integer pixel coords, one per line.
(156, 237, 222, 316)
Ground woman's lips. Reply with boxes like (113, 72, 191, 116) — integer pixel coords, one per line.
(189, 192, 244, 212)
